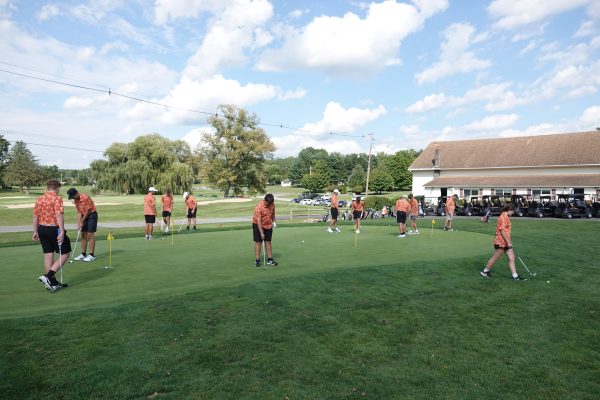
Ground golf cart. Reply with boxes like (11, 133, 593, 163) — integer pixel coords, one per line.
(458, 197, 483, 216)
(434, 196, 446, 216)
(553, 194, 593, 219)
(591, 199, 600, 218)
(480, 195, 502, 216)
(509, 195, 528, 217)
(527, 196, 556, 218)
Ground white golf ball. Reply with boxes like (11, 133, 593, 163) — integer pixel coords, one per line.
(302, 240, 305, 243)
(104, 266, 108, 269)
(547, 281, 550, 283)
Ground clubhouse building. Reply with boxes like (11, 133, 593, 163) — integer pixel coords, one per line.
(408, 130, 600, 200)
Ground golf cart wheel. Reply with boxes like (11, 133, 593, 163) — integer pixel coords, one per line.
(537, 211, 543, 218)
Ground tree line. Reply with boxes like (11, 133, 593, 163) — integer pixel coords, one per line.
(1, 104, 420, 196)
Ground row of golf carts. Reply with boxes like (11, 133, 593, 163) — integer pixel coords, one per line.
(427, 194, 600, 219)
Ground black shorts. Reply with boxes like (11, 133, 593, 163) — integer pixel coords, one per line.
(38, 225, 72, 254)
(331, 207, 339, 220)
(253, 223, 273, 242)
(494, 244, 513, 252)
(162, 211, 172, 218)
(81, 211, 98, 233)
(353, 210, 362, 220)
(187, 208, 197, 218)
(145, 215, 156, 224)
(396, 211, 407, 224)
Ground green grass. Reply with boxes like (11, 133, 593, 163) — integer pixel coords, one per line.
(1, 219, 599, 399)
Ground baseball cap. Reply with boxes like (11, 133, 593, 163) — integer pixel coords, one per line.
(67, 188, 78, 200)
(183, 191, 189, 199)
(148, 186, 158, 192)
(333, 189, 340, 194)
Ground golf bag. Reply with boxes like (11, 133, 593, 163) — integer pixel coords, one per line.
(481, 210, 492, 223)
(322, 211, 330, 222)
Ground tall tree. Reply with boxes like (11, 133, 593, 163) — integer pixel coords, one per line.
(0, 134, 10, 187)
(3, 141, 41, 193)
(347, 164, 366, 191)
(301, 172, 330, 193)
(368, 168, 395, 194)
(385, 149, 421, 190)
(199, 104, 276, 197)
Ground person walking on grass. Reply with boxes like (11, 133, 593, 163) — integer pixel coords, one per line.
(144, 187, 158, 240)
(161, 189, 174, 232)
(327, 189, 341, 233)
(350, 195, 365, 233)
(480, 203, 526, 280)
(444, 194, 457, 231)
(253, 193, 277, 267)
(34, 180, 72, 292)
(67, 188, 98, 262)
(395, 195, 410, 238)
(183, 191, 197, 230)
(408, 193, 419, 234)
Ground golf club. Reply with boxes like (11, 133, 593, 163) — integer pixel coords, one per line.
(177, 218, 187, 232)
(68, 229, 81, 263)
(57, 228, 64, 286)
(517, 255, 537, 277)
(262, 240, 267, 270)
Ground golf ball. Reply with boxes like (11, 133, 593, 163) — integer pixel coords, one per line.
(302, 240, 305, 243)
(547, 281, 550, 283)
(104, 266, 108, 269)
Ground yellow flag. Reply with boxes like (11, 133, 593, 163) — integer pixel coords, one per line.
(107, 232, 114, 241)
(432, 219, 436, 225)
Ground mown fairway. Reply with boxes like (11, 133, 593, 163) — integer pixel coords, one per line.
(1, 219, 599, 399)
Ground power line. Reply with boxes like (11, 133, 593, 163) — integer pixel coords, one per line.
(2, 129, 108, 146)
(0, 65, 369, 140)
(18, 141, 105, 153)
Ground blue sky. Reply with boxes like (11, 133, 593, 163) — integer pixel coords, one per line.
(1, 0, 599, 168)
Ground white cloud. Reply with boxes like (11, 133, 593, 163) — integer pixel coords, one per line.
(289, 9, 309, 19)
(153, 0, 222, 25)
(181, 127, 213, 150)
(405, 93, 448, 113)
(464, 113, 519, 132)
(271, 102, 387, 156)
(574, 20, 596, 37)
(568, 85, 597, 97)
(579, 105, 600, 126)
(257, 0, 448, 76)
(415, 23, 490, 84)
(37, 4, 61, 21)
(183, 0, 273, 79)
(488, 0, 591, 30)
(519, 40, 537, 55)
(71, 0, 125, 24)
(277, 87, 307, 100)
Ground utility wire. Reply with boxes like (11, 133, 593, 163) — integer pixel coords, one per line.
(18, 141, 105, 153)
(1, 66, 369, 140)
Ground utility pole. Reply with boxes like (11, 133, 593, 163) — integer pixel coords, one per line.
(364, 133, 374, 197)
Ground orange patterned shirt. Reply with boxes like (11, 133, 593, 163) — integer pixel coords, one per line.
(74, 194, 96, 214)
(252, 200, 275, 229)
(494, 212, 511, 246)
(410, 198, 419, 215)
(33, 191, 64, 226)
(331, 194, 339, 209)
(395, 198, 410, 213)
(446, 197, 455, 214)
(351, 200, 364, 212)
(185, 196, 197, 210)
(162, 194, 173, 212)
(144, 193, 156, 216)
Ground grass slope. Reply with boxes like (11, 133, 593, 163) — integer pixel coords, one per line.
(0, 220, 599, 399)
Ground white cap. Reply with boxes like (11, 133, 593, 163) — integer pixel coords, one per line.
(183, 191, 189, 199)
(148, 187, 158, 192)
(333, 189, 340, 194)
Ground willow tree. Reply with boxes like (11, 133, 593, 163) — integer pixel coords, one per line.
(91, 134, 195, 194)
(199, 104, 276, 197)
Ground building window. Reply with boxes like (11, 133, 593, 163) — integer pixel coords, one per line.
(532, 189, 551, 196)
(463, 188, 479, 198)
(494, 188, 511, 196)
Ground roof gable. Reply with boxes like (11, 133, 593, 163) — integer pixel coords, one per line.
(409, 131, 600, 170)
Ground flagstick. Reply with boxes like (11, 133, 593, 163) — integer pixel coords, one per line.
(171, 221, 174, 245)
(430, 219, 435, 238)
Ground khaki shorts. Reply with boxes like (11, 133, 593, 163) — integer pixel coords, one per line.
(445, 212, 453, 221)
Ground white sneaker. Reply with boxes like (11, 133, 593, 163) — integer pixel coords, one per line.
(327, 228, 333, 233)
(148, 235, 153, 240)
(409, 230, 414, 234)
(397, 234, 406, 238)
(83, 255, 96, 262)
(38, 275, 54, 291)
(335, 228, 341, 233)
(355, 229, 360, 234)
(414, 230, 419, 234)
(145, 235, 149, 240)
(73, 254, 86, 261)
(165, 227, 169, 233)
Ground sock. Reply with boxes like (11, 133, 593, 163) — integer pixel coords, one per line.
(512, 273, 519, 278)
(81, 252, 86, 256)
(256, 259, 260, 263)
(47, 270, 56, 279)
(268, 258, 274, 262)
(90, 253, 94, 257)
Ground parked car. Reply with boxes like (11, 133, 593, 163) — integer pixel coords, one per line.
(299, 199, 312, 205)
(290, 198, 301, 203)
(527, 196, 556, 218)
(338, 200, 348, 208)
(299, 192, 320, 200)
(553, 194, 593, 219)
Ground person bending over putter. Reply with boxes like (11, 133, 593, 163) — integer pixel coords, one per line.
(395, 195, 410, 238)
(350, 195, 365, 233)
(253, 194, 277, 267)
(408, 194, 419, 234)
(327, 189, 341, 233)
(480, 203, 526, 280)
(183, 191, 197, 230)
(161, 189, 174, 232)
(144, 187, 158, 240)
(67, 188, 97, 262)
(34, 180, 72, 292)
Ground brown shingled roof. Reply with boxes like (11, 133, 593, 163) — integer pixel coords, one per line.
(410, 131, 600, 170)
(423, 174, 600, 188)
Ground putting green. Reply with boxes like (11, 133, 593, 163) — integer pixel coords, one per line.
(0, 225, 491, 318)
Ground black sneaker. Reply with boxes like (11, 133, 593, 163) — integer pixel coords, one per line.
(38, 275, 55, 291)
(193, 226, 196, 230)
(267, 259, 278, 266)
(512, 275, 527, 281)
(254, 259, 261, 267)
(186, 226, 190, 230)
(480, 270, 493, 278)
